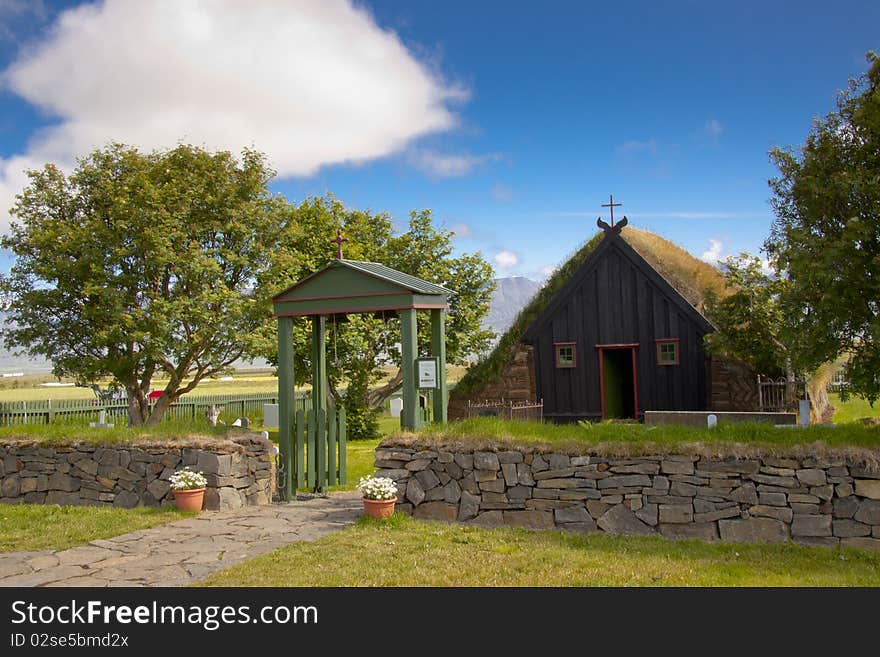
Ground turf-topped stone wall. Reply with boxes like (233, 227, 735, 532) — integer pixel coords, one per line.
(375, 443, 880, 549)
(0, 432, 275, 511)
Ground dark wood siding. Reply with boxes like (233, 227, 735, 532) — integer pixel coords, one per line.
(525, 236, 710, 421)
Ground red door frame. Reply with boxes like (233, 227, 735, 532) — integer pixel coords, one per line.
(596, 343, 639, 420)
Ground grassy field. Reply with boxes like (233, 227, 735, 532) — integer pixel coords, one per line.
(198, 513, 880, 587)
(831, 392, 879, 424)
(0, 366, 470, 402)
(0, 418, 235, 444)
(0, 504, 192, 552)
(404, 416, 880, 454)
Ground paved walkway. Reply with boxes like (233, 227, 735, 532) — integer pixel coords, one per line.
(0, 492, 362, 587)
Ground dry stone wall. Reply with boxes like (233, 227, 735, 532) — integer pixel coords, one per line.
(375, 444, 880, 549)
(0, 433, 275, 511)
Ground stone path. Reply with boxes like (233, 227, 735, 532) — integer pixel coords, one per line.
(0, 492, 362, 587)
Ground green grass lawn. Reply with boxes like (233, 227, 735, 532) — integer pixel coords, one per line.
(832, 392, 880, 424)
(0, 504, 192, 552)
(402, 416, 880, 455)
(198, 513, 880, 587)
(0, 418, 235, 444)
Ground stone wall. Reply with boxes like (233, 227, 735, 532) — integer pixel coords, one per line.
(448, 344, 536, 420)
(375, 443, 880, 549)
(0, 432, 275, 511)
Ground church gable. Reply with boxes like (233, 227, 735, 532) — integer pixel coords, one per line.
(449, 212, 729, 422)
(522, 230, 713, 344)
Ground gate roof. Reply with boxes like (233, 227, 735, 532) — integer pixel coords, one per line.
(271, 258, 450, 317)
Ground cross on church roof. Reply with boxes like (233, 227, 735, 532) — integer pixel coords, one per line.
(597, 193, 628, 234)
(331, 227, 349, 260)
(601, 194, 622, 227)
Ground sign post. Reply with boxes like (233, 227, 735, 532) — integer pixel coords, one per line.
(417, 357, 438, 389)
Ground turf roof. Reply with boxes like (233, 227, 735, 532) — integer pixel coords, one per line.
(452, 226, 728, 399)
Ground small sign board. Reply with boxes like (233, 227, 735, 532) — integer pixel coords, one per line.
(417, 358, 438, 389)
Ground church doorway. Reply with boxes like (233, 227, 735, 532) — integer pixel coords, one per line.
(598, 345, 638, 420)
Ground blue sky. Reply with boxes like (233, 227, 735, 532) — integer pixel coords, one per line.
(0, 0, 878, 279)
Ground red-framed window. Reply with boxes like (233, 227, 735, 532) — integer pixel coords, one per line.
(655, 338, 680, 366)
(554, 342, 577, 368)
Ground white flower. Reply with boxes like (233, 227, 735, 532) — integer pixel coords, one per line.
(357, 475, 398, 501)
(169, 467, 208, 491)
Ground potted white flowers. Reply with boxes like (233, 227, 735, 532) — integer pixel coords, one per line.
(357, 475, 398, 519)
(169, 467, 208, 511)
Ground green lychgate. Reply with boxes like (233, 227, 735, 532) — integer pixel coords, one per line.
(272, 255, 450, 500)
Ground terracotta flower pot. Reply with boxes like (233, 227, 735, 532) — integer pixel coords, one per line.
(363, 496, 397, 520)
(173, 487, 206, 512)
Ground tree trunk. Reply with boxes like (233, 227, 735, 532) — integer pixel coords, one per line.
(808, 363, 836, 424)
(125, 384, 148, 426)
(145, 390, 177, 426)
(365, 368, 404, 411)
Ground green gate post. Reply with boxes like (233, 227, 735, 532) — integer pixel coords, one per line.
(430, 309, 447, 425)
(311, 315, 327, 491)
(277, 316, 295, 501)
(311, 315, 327, 414)
(400, 308, 419, 431)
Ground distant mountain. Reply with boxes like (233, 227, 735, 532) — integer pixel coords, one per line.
(483, 276, 542, 336)
(0, 277, 541, 373)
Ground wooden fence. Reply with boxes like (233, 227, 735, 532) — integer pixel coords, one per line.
(0, 391, 310, 426)
(466, 398, 544, 421)
(289, 407, 347, 492)
(757, 377, 807, 412)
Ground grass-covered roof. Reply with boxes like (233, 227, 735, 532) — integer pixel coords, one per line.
(453, 226, 728, 399)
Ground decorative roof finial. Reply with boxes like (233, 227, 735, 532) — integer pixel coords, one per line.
(331, 227, 349, 260)
(597, 193, 628, 234)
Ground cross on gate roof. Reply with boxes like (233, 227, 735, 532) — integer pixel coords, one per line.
(331, 227, 348, 259)
(271, 256, 450, 317)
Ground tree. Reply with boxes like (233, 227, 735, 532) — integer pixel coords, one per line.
(765, 52, 880, 402)
(704, 254, 792, 378)
(255, 197, 495, 439)
(1, 143, 289, 426)
(704, 255, 834, 422)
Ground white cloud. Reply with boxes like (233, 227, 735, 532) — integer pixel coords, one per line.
(406, 148, 499, 178)
(704, 119, 724, 139)
(700, 238, 724, 264)
(491, 182, 513, 202)
(540, 265, 557, 278)
(450, 222, 472, 238)
(493, 250, 519, 270)
(615, 139, 658, 156)
(0, 0, 466, 230)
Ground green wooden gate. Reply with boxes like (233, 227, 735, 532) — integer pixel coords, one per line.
(288, 407, 347, 492)
(271, 238, 450, 501)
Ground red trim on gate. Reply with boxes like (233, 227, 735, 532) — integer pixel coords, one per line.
(554, 341, 577, 368)
(596, 343, 639, 420)
(655, 338, 680, 366)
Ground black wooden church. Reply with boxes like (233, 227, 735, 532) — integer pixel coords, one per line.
(518, 201, 715, 422)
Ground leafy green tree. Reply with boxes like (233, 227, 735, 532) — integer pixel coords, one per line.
(766, 52, 880, 402)
(1, 143, 289, 425)
(704, 254, 792, 378)
(256, 197, 495, 439)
